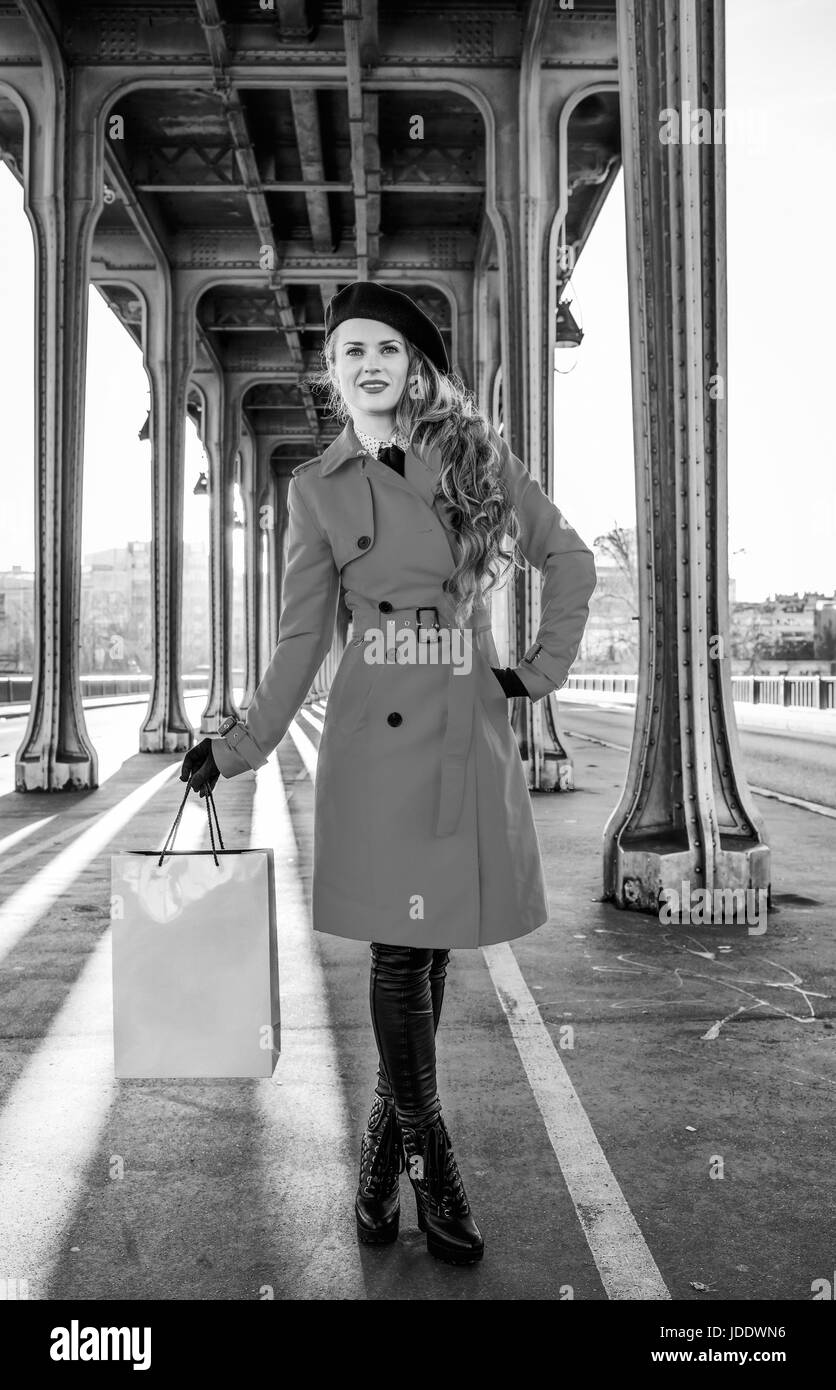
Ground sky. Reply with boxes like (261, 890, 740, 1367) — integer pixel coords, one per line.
(0, 0, 834, 602)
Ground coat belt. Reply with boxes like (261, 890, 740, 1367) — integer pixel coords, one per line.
(347, 598, 492, 838)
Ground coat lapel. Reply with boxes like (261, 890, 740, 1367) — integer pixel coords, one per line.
(319, 419, 450, 528)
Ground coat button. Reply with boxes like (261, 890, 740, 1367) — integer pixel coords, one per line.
(387, 712, 403, 727)
(357, 535, 371, 549)
(379, 600, 392, 612)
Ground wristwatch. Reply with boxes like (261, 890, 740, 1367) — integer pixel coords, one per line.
(217, 715, 237, 737)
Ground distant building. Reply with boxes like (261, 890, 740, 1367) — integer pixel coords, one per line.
(0, 565, 34, 672)
(82, 540, 152, 672)
(731, 590, 836, 670)
(579, 548, 639, 669)
(0, 541, 213, 675)
(815, 599, 836, 661)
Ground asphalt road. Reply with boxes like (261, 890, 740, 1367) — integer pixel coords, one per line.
(557, 699, 836, 812)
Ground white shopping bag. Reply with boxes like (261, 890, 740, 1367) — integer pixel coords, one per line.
(110, 784, 280, 1078)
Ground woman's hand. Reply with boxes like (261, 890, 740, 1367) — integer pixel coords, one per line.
(180, 738, 220, 798)
(491, 667, 531, 699)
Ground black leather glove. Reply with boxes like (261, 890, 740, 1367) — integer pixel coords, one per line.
(491, 666, 531, 699)
(180, 737, 220, 798)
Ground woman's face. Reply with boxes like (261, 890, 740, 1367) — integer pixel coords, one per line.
(332, 318, 410, 426)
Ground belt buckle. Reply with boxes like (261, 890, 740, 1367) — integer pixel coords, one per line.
(415, 605, 440, 640)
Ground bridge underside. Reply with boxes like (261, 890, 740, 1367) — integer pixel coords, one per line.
(0, 0, 770, 905)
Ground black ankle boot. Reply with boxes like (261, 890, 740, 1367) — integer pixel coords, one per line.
(400, 1111, 484, 1265)
(355, 1095, 404, 1245)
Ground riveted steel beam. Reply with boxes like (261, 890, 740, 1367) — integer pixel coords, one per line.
(486, 0, 586, 793)
(236, 421, 262, 710)
(341, 0, 381, 278)
(194, 0, 323, 449)
(120, 265, 199, 755)
(13, 56, 103, 789)
(603, 0, 770, 909)
(193, 364, 239, 733)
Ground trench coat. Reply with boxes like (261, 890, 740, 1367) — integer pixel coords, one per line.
(212, 418, 597, 949)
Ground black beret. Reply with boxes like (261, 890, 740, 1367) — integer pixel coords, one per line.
(325, 281, 449, 375)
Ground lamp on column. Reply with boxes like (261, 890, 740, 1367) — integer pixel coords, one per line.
(557, 299, 584, 348)
(555, 283, 584, 375)
(193, 471, 209, 497)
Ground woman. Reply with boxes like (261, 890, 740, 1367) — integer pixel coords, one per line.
(180, 281, 597, 1267)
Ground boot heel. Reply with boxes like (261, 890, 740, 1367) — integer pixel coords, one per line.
(400, 1112, 485, 1266)
(426, 1231, 484, 1266)
(356, 1209, 400, 1246)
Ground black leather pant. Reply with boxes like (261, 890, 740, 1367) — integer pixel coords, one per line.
(369, 943, 451, 1128)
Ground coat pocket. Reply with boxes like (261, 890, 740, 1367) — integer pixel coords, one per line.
(472, 642, 512, 733)
(325, 651, 376, 739)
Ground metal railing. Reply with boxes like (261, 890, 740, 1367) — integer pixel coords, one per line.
(2, 669, 834, 712)
(565, 674, 638, 696)
(0, 673, 210, 704)
(565, 673, 836, 710)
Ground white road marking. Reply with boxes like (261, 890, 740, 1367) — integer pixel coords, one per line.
(482, 941, 671, 1300)
(562, 728, 630, 753)
(747, 785, 836, 820)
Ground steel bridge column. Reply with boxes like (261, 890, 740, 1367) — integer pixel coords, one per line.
(249, 433, 274, 687)
(256, 439, 284, 654)
(15, 64, 103, 790)
(604, 0, 770, 907)
(199, 369, 237, 733)
(138, 269, 195, 753)
(488, 58, 576, 792)
(239, 423, 261, 712)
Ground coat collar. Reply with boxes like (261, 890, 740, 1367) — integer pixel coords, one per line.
(319, 419, 366, 475)
(319, 419, 444, 511)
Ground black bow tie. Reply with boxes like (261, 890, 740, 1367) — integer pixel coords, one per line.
(378, 443, 405, 476)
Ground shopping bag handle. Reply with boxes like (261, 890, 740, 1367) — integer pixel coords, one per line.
(158, 779, 226, 869)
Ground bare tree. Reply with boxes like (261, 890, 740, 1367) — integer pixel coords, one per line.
(594, 523, 638, 608)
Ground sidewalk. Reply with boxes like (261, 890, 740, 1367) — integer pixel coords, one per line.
(0, 726, 833, 1300)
